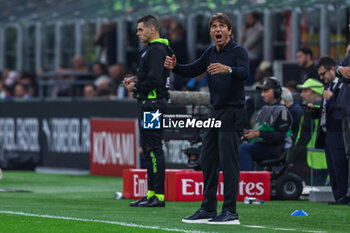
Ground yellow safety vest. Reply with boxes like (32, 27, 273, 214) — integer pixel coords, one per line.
(295, 115, 327, 170)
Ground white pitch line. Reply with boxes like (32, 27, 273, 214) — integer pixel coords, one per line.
(0, 210, 327, 233)
(272, 228, 297, 231)
(241, 224, 326, 233)
(0, 210, 215, 233)
(244, 225, 267, 229)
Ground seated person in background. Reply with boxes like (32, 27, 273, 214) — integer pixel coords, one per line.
(13, 83, 30, 99)
(57, 55, 89, 73)
(284, 80, 303, 105)
(92, 62, 110, 87)
(289, 79, 328, 185)
(83, 84, 97, 98)
(239, 77, 292, 171)
(254, 61, 273, 85)
(281, 87, 303, 144)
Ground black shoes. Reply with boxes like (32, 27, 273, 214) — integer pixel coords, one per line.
(328, 196, 350, 205)
(129, 196, 148, 207)
(207, 210, 240, 225)
(139, 196, 165, 207)
(182, 209, 217, 223)
(129, 196, 165, 207)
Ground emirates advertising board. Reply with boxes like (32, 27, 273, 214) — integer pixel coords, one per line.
(123, 169, 270, 201)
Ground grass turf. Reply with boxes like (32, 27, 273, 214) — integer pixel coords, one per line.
(0, 171, 349, 233)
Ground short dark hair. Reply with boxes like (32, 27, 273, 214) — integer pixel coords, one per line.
(208, 13, 233, 32)
(93, 62, 108, 75)
(137, 15, 159, 31)
(298, 47, 313, 60)
(316, 56, 337, 71)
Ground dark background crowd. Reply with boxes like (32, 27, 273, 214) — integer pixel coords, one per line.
(0, 13, 329, 101)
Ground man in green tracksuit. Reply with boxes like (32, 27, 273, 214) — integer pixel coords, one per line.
(124, 15, 172, 207)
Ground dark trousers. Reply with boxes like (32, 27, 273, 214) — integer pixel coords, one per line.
(200, 106, 244, 213)
(325, 132, 348, 200)
(343, 119, 350, 157)
(138, 99, 167, 194)
(238, 143, 271, 171)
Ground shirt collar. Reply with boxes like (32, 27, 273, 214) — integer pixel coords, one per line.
(214, 40, 235, 52)
(333, 77, 339, 84)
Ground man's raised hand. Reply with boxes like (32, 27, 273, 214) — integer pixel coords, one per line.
(164, 54, 177, 70)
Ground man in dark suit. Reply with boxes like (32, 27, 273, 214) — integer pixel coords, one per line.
(306, 56, 349, 205)
(335, 53, 350, 159)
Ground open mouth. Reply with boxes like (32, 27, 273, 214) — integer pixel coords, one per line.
(215, 34, 222, 41)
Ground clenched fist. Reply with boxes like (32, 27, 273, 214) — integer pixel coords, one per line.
(164, 55, 177, 70)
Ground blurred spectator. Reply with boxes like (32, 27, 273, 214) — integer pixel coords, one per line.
(0, 85, 14, 100)
(17, 72, 37, 97)
(296, 47, 319, 83)
(96, 81, 113, 98)
(14, 83, 28, 99)
(92, 62, 110, 87)
(93, 22, 117, 65)
(83, 84, 96, 98)
(54, 55, 90, 97)
(160, 18, 174, 38)
(254, 61, 273, 84)
(3, 70, 20, 87)
(57, 55, 89, 73)
(72, 55, 89, 72)
(108, 64, 127, 98)
(285, 80, 303, 105)
(282, 87, 303, 143)
(168, 21, 190, 90)
(1, 69, 10, 83)
(242, 12, 263, 86)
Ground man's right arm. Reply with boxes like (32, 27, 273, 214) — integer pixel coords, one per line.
(169, 48, 208, 78)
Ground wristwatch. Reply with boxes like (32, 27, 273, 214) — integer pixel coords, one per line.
(227, 67, 232, 74)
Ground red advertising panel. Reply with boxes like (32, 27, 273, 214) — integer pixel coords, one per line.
(123, 169, 270, 201)
(90, 118, 139, 177)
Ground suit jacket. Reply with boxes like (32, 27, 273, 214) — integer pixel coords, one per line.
(335, 55, 350, 119)
(311, 79, 343, 149)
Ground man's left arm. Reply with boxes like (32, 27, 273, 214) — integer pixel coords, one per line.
(229, 47, 249, 81)
(207, 46, 249, 80)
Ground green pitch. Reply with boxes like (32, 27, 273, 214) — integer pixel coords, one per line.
(0, 171, 348, 233)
